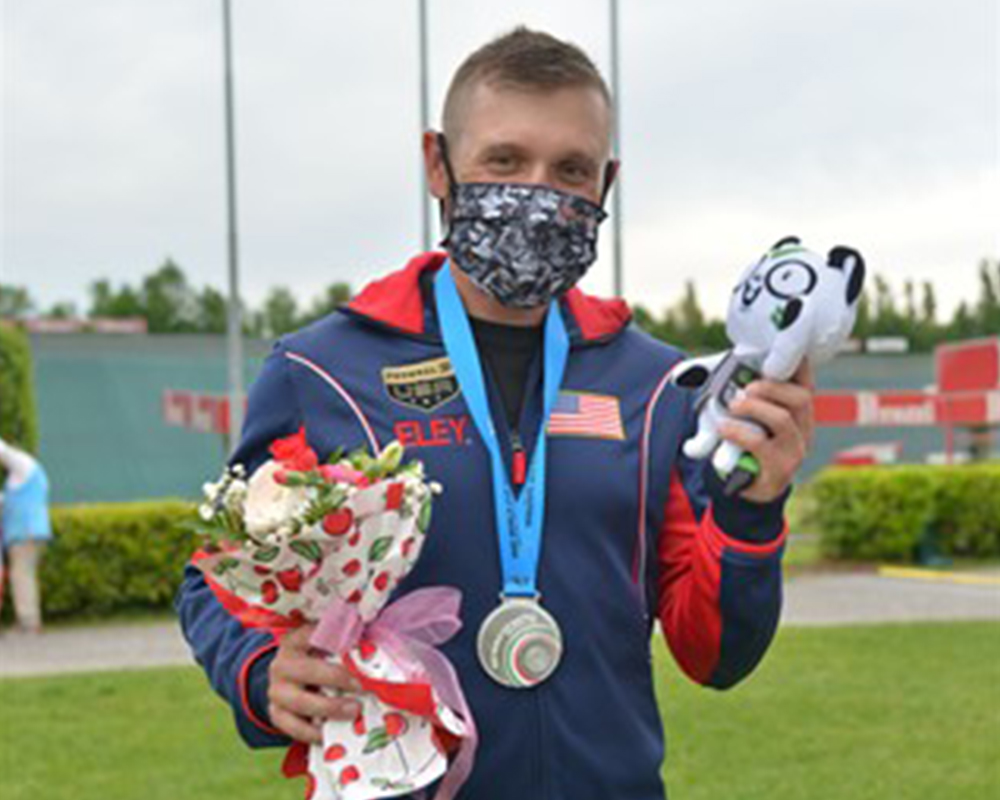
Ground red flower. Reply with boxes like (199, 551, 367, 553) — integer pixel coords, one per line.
(269, 427, 319, 472)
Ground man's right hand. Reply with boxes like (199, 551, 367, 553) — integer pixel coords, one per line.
(267, 625, 364, 744)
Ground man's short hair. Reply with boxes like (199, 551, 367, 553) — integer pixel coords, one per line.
(442, 27, 613, 140)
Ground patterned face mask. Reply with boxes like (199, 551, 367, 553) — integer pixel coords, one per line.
(439, 135, 611, 309)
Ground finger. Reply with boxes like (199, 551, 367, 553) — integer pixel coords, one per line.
(743, 381, 814, 444)
(270, 681, 362, 722)
(279, 624, 318, 652)
(268, 704, 324, 744)
(721, 414, 805, 470)
(728, 396, 795, 441)
(718, 419, 769, 454)
(273, 654, 362, 693)
(793, 358, 815, 390)
(719, 420, 802, 502)
(744, 380, 812, 417)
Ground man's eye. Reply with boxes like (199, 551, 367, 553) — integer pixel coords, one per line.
(559, 163, 591, 183)
(488, 154, 518, 170)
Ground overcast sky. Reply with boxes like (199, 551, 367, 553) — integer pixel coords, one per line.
(3, 0, 997, 320)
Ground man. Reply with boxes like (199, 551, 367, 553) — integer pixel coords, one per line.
(177, 28, 812, 799)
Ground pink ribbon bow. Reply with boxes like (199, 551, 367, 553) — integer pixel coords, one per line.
(310, 587, 478, 800)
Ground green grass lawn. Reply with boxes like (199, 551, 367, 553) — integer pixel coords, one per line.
(1, 622, 997, 800)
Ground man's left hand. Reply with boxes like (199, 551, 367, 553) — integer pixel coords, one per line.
(718, 361, 815, 504)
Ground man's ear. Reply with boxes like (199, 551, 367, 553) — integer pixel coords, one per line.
(422, 130, 449, 201)
(600, 159, 620, 205)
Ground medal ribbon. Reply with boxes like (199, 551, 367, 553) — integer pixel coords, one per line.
(434, 264, 569, 598)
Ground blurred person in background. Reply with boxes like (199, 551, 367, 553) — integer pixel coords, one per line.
(0, 436, 52, 634)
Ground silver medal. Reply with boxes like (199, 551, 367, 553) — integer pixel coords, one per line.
(476, 597, 564, 688)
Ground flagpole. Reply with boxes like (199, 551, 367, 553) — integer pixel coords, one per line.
(610, 0, 624, 298)
(418, 0, 432, 251)
(222, 0, 244, 450)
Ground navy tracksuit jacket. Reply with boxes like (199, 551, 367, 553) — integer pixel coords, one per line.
(176, 252, 787, 799)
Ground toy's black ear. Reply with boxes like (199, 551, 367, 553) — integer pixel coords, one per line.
(674, 364, 711, 388)
(829, 246, 866, 304)
(772, 236, 801, 250)
(778, 298, 804, 330)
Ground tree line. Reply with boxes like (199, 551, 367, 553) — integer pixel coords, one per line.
(632, 258, 1000, 353)
(0, 259, 352, 338)
(2, 257, 997, 350)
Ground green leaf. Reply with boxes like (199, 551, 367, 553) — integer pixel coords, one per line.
(377, 441, 404, 475)
(282, 472, 308, 487)
(326, 446, 345, 465)
(303, 500, 331, 526)
(362, 727, 392, 754)
(329, 485, 348, 507)
(289, 539, 323, 564)
(350, 452, 377, 473)
(211, 556, 240, 576)
(369, 537, 393, 562)
(418, 498, 432, 533)
(252, 545, 280, 563)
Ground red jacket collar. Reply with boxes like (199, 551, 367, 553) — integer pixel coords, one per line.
(346, 252, 632, 342)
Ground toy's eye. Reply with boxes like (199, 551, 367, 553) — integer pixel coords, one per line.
(741, 274, 765, 306)
(764, 260, 817, 299)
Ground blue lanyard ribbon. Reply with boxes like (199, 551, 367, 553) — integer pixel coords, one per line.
(434, 264, 569, 598)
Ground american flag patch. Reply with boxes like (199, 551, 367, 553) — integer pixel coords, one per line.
(548, 391, 625, 440)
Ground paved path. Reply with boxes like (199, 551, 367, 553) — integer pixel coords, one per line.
(1, 570, 997, 678)
(781, 570, 1000, 626)
(0, 620, 194, 678)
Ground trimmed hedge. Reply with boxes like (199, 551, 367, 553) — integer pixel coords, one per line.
(0, 325, 40, 457)
(38, 500, 199, 619)
(810, 464, 1000, 562)
(18, 464, 1000, 619)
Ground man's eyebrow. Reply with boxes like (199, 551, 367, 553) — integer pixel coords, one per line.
(559, 150, 599, 163)
(478, 142, 528, 157)
(556, 151, 602, 170)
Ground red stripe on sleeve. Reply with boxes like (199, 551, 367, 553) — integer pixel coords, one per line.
(657, 470, 722, 685)
(237, 639, 284, 737)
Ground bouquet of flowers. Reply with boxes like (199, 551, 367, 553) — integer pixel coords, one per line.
(192, 428, 476, 800)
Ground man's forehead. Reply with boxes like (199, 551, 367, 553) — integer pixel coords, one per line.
(446, 80, 612, 156)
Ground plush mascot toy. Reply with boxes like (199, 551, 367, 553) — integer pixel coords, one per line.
(670, 237, 866, 495)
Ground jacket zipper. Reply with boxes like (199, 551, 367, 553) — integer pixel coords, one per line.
(507, 426, 545, 793)
(537, 686, 552, 797)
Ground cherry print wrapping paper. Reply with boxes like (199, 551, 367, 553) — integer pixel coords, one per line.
(192, 430, 476, 800)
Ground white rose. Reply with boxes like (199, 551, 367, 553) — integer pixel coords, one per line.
(243, 460, 309, 539)
(224, 478, 248, 515)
